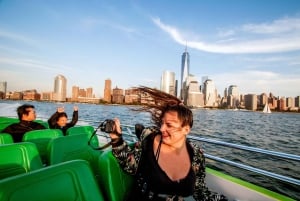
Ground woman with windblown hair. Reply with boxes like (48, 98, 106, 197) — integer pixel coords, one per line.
(109, 86, 227, 201)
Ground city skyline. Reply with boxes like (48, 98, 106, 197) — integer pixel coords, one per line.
(0, 1, 300, 97)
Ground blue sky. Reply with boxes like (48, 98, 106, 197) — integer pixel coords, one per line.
(0, 0, 299, 98)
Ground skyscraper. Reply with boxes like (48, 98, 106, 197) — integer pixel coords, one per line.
(180, 46, 190, 100)
(53, 75, 67, 101)
(104, 79, 112, 103)
(160, 71, 176, 96)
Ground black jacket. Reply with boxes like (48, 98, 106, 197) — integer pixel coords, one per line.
(2, 120, 46, 142)
(48, 111, 78, 135)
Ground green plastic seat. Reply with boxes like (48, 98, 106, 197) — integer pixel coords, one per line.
(0, 160, 105, 201)
(22, 129, 63, 165)
(0, 133, 14, 144)
(47, 134, 102, 178)
(66, 125, 99, 147)
(0, 117, 19, 132)
(0, 142, 43, 179)
(97, 150, 134, 201)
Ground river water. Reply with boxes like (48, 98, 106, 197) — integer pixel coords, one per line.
(0, 100, 299, 200)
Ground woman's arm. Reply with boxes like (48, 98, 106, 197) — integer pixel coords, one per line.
(191, 143, 227, 201)
(48, 112, 59, 128)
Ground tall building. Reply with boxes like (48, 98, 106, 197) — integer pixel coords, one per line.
(244, 94, 257, 111)
(72, 86, 79, 101)
(186, 75, 204, 107)
(53, 75, 67, 102)
(0, 81, 7, 99)
(203, 79, 216, 107)
(160, 71, 176, 96)
(228, 85, 239, 108)
(103, 79, 112, 103)
(180, 46, 190, 100)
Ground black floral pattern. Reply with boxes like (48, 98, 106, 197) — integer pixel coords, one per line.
(112, 127, 227, 201)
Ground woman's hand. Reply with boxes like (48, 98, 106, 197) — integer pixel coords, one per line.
(73, 105, 78, 111)
(57, 107, 64, 113)
(109, 118, 122, 139)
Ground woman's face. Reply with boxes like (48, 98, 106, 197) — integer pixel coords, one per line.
(160, 111, 190, 145)
(57, 116, 67, 127)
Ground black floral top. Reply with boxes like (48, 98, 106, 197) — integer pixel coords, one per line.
(112, 127, 227, 201)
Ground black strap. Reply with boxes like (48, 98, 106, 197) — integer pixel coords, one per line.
(88, 120, 121, 150)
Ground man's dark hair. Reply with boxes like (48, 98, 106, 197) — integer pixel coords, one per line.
(17, 104, 35, 120)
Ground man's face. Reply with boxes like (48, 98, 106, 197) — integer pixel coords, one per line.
(22, 108, 36, 121)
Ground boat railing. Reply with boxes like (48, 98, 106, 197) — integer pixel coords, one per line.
(118, 124, 300, 187)
(188, 135, 300, 186)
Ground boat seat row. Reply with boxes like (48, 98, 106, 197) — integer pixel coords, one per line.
(0, 142, 43, 180)
(0, 117, 49, 132)
(0, 137, 133, 201)
(0, 159, 105, 201)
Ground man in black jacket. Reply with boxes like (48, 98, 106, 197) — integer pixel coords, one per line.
(2, 104, 46, 142)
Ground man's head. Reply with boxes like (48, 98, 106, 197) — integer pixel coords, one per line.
(17, 104, 37, 121)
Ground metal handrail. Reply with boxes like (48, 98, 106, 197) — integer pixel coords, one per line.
(188, 135, 300, 161)
(119, 125, 300, 186)
(205, 154, 300, 186)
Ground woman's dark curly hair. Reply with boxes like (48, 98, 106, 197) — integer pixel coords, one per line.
(134, 86, 193, 128)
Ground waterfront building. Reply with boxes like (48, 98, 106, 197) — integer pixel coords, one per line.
(124, 88, 140, 104)
(279, 97, 287, 111)
(41, 92, 53, 101)
(201, 76, 209, 93)
(86, 87, 93, 98)
(23, 89, 40, 101)
(228, 85, 239, 108)
(203, 79, 217, 107)
(295, 96, 300, 107)
(53, 75, 67, 102)
(180, 47, 190, 100)
(160, 70, 176, 96)
(186, 79, 204, 107)
(104, 79, 112, 103)
(244, 94, 257, 111)
(79, 88, 87, 97)
(112, 86, 124, 104)
(0, 81, 7, 99)
(286, 97, 294, 108)
(72, 86, 79, 101)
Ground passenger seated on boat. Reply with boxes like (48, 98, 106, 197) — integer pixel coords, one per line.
(1, 104, 46, 142)
(109, 86, 227, 201)
(48, 105, 78, 135)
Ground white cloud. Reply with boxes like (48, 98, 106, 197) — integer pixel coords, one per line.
(0, 30, 39, 47)
(152, 16, 300, 54)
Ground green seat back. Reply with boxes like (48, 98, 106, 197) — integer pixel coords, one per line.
(22, 129, 63, 165)
(47, 134, 102, 177)
(0, 160, 105, 201)
(34, 119, 49, 129)
(0, 142, 43, 179)
(0, 117, 19, 132)
(0, 133, 14, 144)
(97, 150, 134, 201)
(66, 125, 99, 147)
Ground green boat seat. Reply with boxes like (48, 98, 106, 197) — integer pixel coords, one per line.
(97, 150, 134, 201)
(66, 125, 99, 147)
(0, 133, 14, 144)
(47, 134, 102, 179)
(0, 160, 105, 201)
(0, 117, 19, 132)
(22, 129, 63, 165)
(0, 117, 48, 131)
(34, 119, 49, 129)
(0, 142, 43, 179)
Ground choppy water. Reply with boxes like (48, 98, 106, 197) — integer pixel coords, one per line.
(1, 100, 299, 200)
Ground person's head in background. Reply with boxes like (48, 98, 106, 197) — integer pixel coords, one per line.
(56, 112, 68, 127)
(17, 104, 37, 121)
